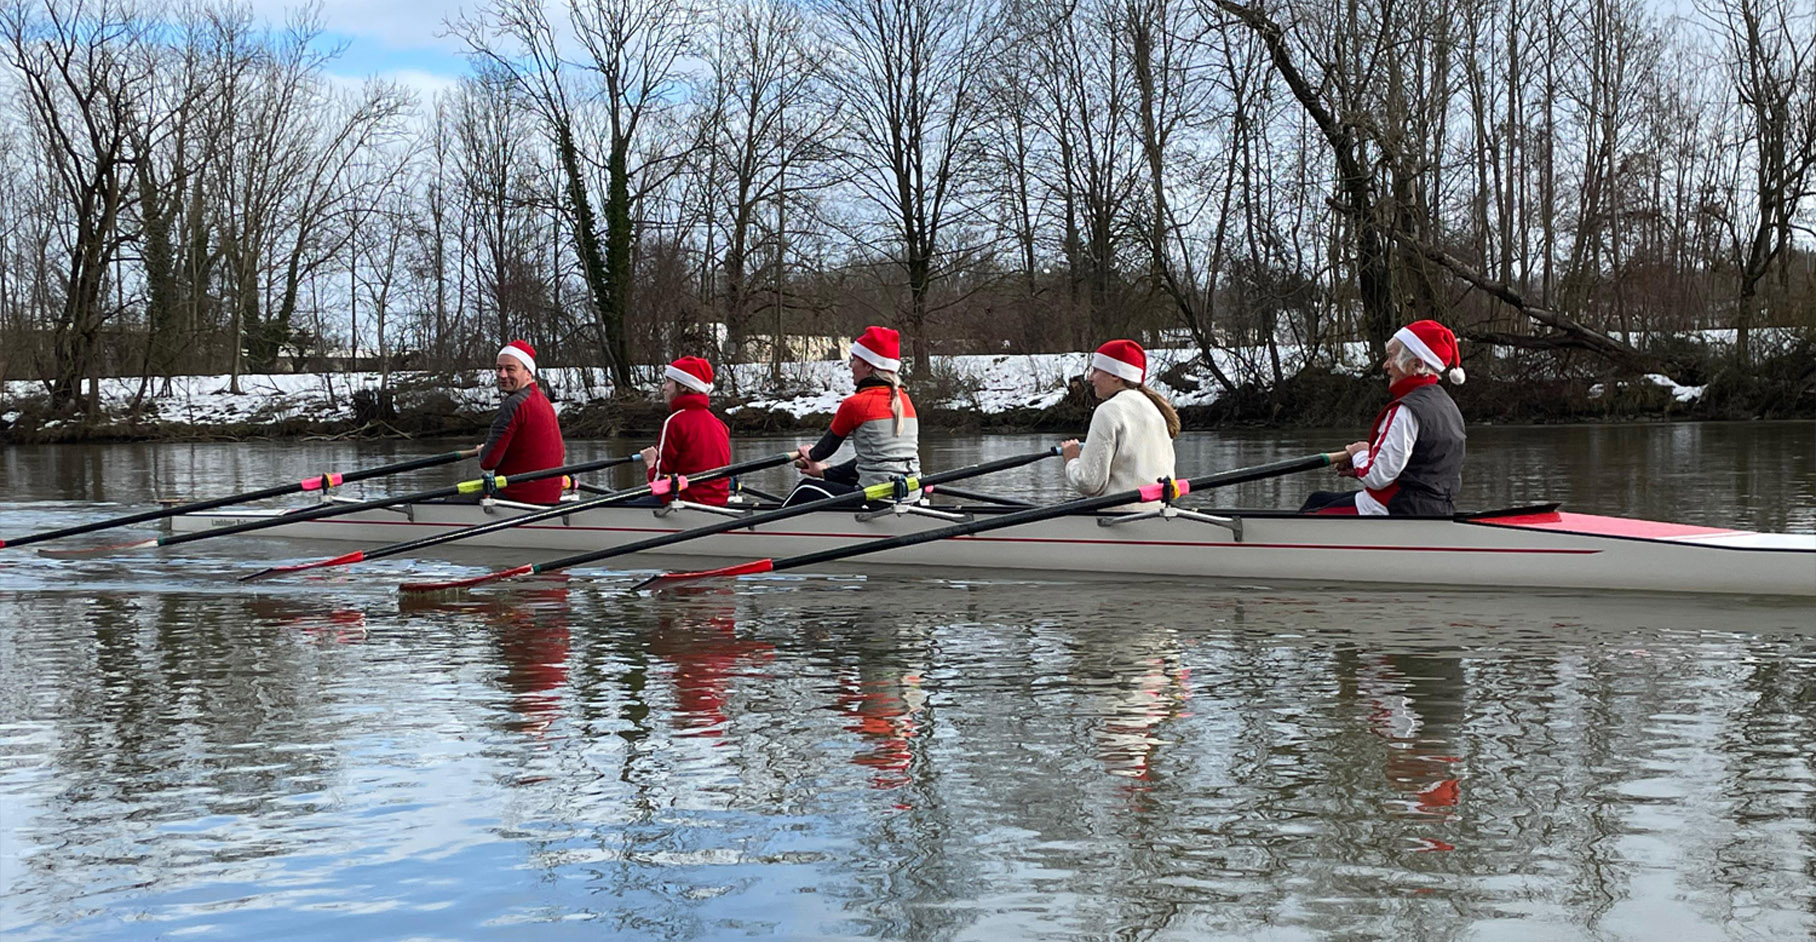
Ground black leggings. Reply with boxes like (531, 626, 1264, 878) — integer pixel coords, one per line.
(1298, 490, 1360, 514)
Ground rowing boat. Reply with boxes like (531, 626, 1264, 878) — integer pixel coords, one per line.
(164, 498, 1816, 596)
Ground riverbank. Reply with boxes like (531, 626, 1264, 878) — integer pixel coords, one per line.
(3, 338, 1810, 444)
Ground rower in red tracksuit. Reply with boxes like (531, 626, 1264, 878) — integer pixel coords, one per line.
(638, 356, 732, 505)
(479, 339, 567, 504)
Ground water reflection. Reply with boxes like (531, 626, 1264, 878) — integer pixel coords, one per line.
(1348, 652, 1465, 848)
(643, 586, 773, 737)
(3, 434, 1816, 938)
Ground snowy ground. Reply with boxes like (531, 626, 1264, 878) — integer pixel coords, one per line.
(0, 344, 1304, 430)
(1, 330, 1751, 431)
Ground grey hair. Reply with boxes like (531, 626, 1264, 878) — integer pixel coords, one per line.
(1390, 342, 1432, 375)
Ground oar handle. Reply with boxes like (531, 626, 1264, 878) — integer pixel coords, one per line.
(357, 452, 796, 564)
(0, 446, 480, 549)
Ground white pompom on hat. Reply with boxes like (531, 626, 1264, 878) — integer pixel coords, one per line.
(1392, 320, 1465, 384)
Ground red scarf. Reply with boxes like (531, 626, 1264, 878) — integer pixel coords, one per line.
(1367, 374, 1438, 440)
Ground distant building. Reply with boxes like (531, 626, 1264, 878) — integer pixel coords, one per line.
(703, 323, 848, 362)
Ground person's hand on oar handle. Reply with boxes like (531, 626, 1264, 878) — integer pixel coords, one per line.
(1059, 439, 1082, 463)
(1325, 441, 1367, 475)
(639, 446, 658, 466)
(793, 444, 829, 478)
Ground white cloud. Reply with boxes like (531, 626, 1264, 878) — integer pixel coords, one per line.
(247, 0, 473, 53)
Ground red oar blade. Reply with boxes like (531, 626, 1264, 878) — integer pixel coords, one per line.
(239, 550, 367, 583)
(36, 538, 159, 559)
(398, 564, 534, 596)
(632, 558, 776, 591)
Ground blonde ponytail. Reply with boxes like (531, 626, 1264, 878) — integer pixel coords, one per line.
(877, 369, 906, 435)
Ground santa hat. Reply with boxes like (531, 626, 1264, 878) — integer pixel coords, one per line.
(1090, 339, 1146, 384)
(851, 325, 901, 372)
(1393, 320, 1466, 384)
(664, 356, 714, 394)
(497, 339, 537, 373)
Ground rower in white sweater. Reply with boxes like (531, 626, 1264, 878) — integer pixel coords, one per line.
(1060, 339, 1181, 511)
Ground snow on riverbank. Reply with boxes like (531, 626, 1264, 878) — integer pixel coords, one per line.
(0, 344, 1310, 430)
(5, 329, 1752, 432)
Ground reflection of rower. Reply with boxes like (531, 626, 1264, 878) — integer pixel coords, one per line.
(645, 587, 773, 736)
(837, 668, 927, 792)
(1354, 653, 1465, 848)
(1086, 630, 1192, 784)
(244, 598, 367, 644)
(488, 585, 573, 739)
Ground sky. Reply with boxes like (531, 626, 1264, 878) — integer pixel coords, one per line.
(248, 0, 474, 100)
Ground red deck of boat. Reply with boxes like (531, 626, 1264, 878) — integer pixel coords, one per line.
(1477, 510, 1742, 540)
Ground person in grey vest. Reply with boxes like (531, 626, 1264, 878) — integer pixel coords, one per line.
(1300, 320, 1467, 516)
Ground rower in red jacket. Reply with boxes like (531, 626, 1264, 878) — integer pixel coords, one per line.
(638, 356, 732, 505)
(479, 339, 567, 504)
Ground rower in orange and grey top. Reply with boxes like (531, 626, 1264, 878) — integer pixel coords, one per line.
(478, 339, 567, 505)
(783, 325, 920, 506)
(1300, 320, 1467, 516)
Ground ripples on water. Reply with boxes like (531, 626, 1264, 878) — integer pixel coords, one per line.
(1, 426, 1814, 940)
(4, 556, 1813, 940)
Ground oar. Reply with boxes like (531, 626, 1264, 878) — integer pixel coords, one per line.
(0, 446, 482, 550)
(924, 483, 1033, 508)
(398, 446, 1063, 596)
(636, 452, 1332, 590)
(37, 454, 641, 558)
(240, 451, 796, 581)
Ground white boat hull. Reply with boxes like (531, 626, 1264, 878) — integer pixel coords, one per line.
(165, 500, 1816, 597)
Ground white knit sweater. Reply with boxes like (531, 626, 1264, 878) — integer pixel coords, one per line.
(1065, 388, 1177, 511)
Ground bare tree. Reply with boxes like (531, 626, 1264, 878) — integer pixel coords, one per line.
(452, 0, 696, 388)
(1129, 0, 1236, 390)
(3, 0, 156, 411)
(698, 0, 835, 370)
(1702, 0, 1816, 364)
(817, 0, 1003, 370)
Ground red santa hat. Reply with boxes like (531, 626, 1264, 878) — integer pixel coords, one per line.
(664, 355, 714, 394)
(497, 339, 537, 373)
(1090, 339, 1146, 384)
(1392, 320, 1465, 384)
(851, 325, 901, 372)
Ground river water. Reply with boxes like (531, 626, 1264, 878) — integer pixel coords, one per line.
(1, 423, 1813, 940)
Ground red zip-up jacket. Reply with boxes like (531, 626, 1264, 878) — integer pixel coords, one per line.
(647, 392, 731, 505)
(479, 381, 566, 503)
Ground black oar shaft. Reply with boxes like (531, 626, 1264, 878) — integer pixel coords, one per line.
(358, 452, 795, 562)
(157, 453, 638, 548)
(925, 484, 1032, 508)
(786, 453, 1330, 569)
(766, 453, 1331, 573)
(526, 447, 1062, 577)
(0, 447, 480, 549)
